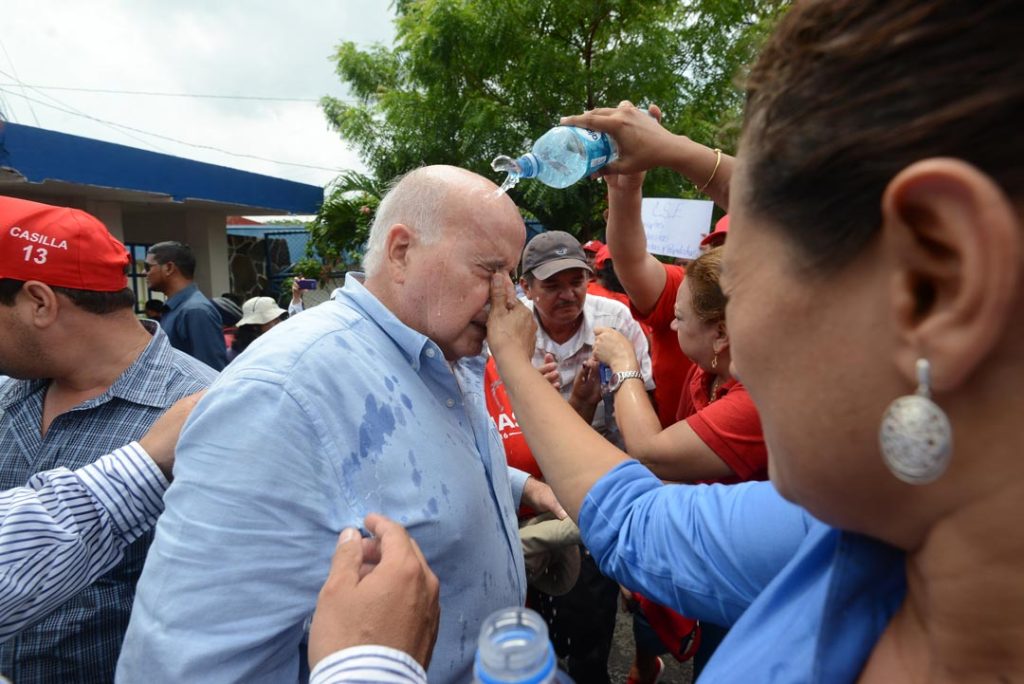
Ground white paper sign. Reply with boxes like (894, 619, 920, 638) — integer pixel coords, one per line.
(640, 197, 715, 259)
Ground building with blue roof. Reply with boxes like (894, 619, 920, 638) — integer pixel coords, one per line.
(0, 122, 322, 305)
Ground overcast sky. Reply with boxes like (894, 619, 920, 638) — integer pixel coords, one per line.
(0, 0, 396, 194)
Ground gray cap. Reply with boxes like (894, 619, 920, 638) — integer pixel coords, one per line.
(521, 231, 593, 280)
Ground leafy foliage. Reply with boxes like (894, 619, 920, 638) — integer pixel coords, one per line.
(318, 0, 788, 254)
(306, 170, 384, 274)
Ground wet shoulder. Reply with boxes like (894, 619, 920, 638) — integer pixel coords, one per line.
(224, 299, 401, 381)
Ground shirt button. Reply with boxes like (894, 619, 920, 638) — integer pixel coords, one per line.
(425, 348, 436, 358)
(445, 398, 456, 408)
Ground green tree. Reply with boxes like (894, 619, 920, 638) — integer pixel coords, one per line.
(305, 170, 384, 276)
(320, 0, 787, 247)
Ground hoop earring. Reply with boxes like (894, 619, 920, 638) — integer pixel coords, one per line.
(711, 353, 718, 370)
(879, 358, 952, 484)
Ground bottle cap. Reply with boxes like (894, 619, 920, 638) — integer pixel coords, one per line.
(516, 153, 539, 179)
(474, 607, 556, 684)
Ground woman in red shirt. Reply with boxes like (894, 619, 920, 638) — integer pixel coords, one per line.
(592, 245, 765, 683)
(593, 246, 766, 484)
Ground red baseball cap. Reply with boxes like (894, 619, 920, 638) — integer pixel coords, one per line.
(594, 245, 612, 270)
(0, 196, 129, 291)
(581, 239, 604, 254)
(700, 214, 730, 248)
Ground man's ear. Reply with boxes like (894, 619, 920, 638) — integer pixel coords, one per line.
(519, 276, 533, 300)
(20, 281, 61, 329)
(881, 158, 1021, 392)
(383, 224, 415, 284)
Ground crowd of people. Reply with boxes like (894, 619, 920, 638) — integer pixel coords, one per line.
(1, 0, 1022, 682)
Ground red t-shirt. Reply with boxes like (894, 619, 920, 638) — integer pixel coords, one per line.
(631, 264, 693, 428)
(586, 281, 630, 308)
(587, 281, 653, 339)
(485, 358, 542, 518)
(678, 364, 768, 483)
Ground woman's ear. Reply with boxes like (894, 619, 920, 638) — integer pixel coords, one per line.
(712, 319, 729, 355)
(881, 159, 1021, 392)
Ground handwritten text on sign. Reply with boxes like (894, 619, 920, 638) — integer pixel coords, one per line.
(640, 198, 715, 259)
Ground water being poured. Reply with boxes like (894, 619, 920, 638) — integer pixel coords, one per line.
(491, 154, 521, 197)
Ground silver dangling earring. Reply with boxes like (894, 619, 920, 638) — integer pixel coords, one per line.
(879, 358, 952, 484)
(711, 353, 718, 370)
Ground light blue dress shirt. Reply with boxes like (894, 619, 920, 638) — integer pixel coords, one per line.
(581, 460, 906, 683)
(118, 275, 528, 684)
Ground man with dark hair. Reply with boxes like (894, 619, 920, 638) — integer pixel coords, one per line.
(145, 241, 227, 370)
(0, 196, 215, 683)
(143, 298, 166, 321)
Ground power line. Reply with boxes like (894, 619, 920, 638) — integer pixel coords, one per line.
(0, 87, 346, 174)
(0, 83, 357, 104)
(0, 68, 172, 153)
(0, 39, 39, 125)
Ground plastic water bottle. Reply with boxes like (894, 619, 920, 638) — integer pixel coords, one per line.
(473, 607, 575, 683)
(492, 126, 618, 191)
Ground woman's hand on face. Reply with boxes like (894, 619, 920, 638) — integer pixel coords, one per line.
(487, 272, 537, 365)
(592, 327, 640, 373)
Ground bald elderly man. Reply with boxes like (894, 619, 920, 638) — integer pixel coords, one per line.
(118, 166, 562, 684)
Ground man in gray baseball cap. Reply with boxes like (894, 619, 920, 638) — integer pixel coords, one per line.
(513, 229, 655, 683)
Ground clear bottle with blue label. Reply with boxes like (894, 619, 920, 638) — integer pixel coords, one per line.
(492, 126, 618, 191)
(473, 607, 575, 683)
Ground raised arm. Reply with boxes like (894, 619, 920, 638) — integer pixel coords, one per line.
(604, 172, 668, 315)
(592, 328, 735, 481)
(561, 102, 734, 210)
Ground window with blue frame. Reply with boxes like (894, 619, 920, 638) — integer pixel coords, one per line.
(125, 243, 163, 316)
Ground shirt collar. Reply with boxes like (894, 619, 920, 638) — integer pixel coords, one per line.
(334, 273, 441, 372)
(164, 282, 198, 310)
(0, 319, 181, 412)
(522, 297, 592, 352)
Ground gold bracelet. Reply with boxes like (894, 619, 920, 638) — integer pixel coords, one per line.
(697, 148, 722, 194)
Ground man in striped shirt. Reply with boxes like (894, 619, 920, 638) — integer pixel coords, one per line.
(0, 394, 198, 640)
(0, 197, 217, 682)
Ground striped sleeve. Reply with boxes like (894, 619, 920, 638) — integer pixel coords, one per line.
(310, 646, 428, 684)
(0, 442, 168, 641)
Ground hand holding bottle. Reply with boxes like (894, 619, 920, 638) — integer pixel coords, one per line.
(560, 101, 676, 175)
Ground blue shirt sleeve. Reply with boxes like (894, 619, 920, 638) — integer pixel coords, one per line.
(118, 374, 347, 682)
(507, 466, 530, 507)
(579, 460, 812, 627)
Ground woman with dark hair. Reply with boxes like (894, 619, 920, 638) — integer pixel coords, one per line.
(486, 1, 1024, 680)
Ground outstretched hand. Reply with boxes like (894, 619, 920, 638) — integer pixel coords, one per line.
(486, 272, 537, 367)
(139, 390, 205, 481)
(561, 101, 674, 176)
(308, 514, 440, 671)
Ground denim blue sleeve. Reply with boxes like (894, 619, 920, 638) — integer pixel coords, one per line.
(181, 305, 228, 371)
(118, 372, 347, 683)
(579, 461, 812, 627)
